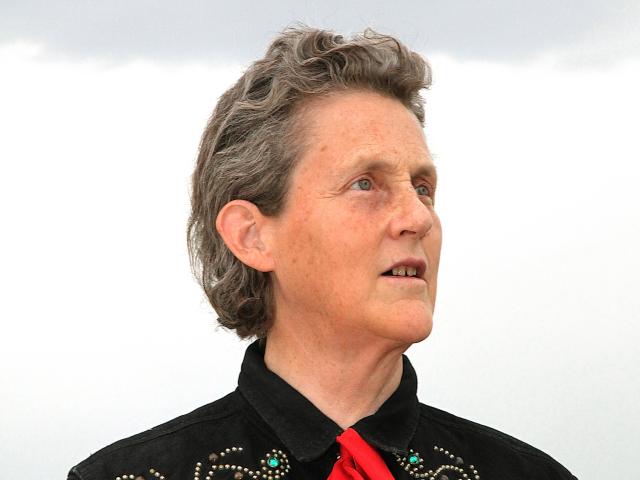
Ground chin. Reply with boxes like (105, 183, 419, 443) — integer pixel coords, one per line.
(379, 309, 434, 346)
(406, 313, 433, 343)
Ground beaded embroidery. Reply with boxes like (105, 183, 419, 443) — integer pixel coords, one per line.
(113, 447, 290, 480)
(394, 445, 481, 480)
(197, 447, 290, 479)
(115, 468, 165, 480)
(113, 443, 479, 480)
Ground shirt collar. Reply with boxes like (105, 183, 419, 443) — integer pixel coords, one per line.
(237, 339, 420, 462)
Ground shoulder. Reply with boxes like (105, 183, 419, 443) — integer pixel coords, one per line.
(417, 403, 578, 479)
(68, 391, 245, 480)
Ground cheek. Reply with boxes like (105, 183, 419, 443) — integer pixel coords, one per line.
(424, 218, 443, 277)
(335, 197, 384, 244)
(281, 197, 383, 283)
(286, 228, 321, 277)
(280, 208, 338, 285)
(328, 208, 380, 275)
(432, 217, 443, 262)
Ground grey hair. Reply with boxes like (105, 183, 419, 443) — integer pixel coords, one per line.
(187, 25, 432, 339)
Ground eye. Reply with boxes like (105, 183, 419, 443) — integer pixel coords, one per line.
(350, 178, 373, 191)
(415, 184, 431, 197)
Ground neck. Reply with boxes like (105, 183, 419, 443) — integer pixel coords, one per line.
(264, 321, 407, 430)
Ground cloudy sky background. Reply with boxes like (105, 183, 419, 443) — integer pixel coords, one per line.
(1, 1, 639, 479)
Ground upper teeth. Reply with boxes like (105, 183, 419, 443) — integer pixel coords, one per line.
(392, 266, 417, 277)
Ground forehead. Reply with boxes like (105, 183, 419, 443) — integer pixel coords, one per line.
(295, 90, 434, 179)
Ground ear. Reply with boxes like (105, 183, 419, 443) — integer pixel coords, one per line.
(215, 200, 276, 273)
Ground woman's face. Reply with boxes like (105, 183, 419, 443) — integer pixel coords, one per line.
(268, 90, 442, 346)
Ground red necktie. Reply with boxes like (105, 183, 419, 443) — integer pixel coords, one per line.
(327, 427, 395, 479)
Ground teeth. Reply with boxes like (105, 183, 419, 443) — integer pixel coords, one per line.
(391, 266, 417, 277)
(392, 267, 405, 276)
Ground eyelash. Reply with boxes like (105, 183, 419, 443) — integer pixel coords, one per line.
(350, 177, 434, 198)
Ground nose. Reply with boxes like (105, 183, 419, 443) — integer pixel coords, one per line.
(388, 184, 435, 239)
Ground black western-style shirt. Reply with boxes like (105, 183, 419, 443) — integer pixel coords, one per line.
(68, 340, 578, 479)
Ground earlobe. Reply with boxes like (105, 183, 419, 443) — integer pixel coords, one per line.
(215, 200, 275, 272)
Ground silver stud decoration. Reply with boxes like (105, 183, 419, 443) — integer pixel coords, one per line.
(113, 468, 165, 480)
(110, 446, 291, 480)
(394, 445, 481, 480)
(199, 446, 290, 480)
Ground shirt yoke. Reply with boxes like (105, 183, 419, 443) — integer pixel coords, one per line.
(418, 403, 577, 479)
(68, 391, 245, 480)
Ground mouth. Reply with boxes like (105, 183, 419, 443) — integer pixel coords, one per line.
(380, 258, 427, 281)
(380, 272, 426, 282)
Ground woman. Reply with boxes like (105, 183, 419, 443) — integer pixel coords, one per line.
(68, 26, 577, 480)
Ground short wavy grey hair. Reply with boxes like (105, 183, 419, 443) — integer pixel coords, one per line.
(187, 25, 432, 339)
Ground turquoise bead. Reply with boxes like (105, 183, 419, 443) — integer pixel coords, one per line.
(409, 454, 419, 464)
(267, 457, 280, 468)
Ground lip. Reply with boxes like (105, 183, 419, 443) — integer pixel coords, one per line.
(381, 276, 425, 285)
(381, 258, 427, 280)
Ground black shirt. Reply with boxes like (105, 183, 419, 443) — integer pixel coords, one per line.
(68, 340, 578, 479)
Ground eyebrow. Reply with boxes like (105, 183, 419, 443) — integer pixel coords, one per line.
(338, 157, 438, 181)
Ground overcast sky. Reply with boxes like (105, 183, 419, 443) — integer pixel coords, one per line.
(1, 3, 639, 480)
(2, 0, 639, 64)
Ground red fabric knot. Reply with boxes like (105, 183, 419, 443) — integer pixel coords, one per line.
(327, 427, 394, 479)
